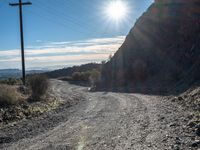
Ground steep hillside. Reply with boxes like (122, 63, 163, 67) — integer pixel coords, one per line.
(101, 0, 200, 93)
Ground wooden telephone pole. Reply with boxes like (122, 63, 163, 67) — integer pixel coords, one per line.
(9, 0, 32, 85)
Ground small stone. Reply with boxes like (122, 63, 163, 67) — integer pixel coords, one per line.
(196, 125, 200, 136)
(169, 123, 178, 127)
(178, 96, 184, 101)
(161, 116, 165, 120)
(22, 104, 29, 109)
(187, 121, 197, 128)
(191, 140, 200, 147)
(175, 137, 181, 145)
(147, 144, 152, 147)
(188, 114, 194, 120)
(172, 98, 176, 102)
(176, 140, 181, 145)
(172, 145, 180, 150)
(176, 137, 180, 140)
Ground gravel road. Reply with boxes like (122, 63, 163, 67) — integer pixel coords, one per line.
(0, 80, 195, 150)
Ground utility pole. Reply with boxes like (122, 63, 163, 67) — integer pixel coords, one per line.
(9, 0, 32, 85)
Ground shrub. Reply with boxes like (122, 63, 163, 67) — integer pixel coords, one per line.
(28, 75, 49, 100)
(0, 78, 20, 85)
(0, 84, 21, 107)
(80, 71, 91, 81)
(71, 70, 101, 83)
(58, 76, 72, 81)
(72, 72, 82, 81)
(89, 69, 101, 87)
(7, 78, 18, 85)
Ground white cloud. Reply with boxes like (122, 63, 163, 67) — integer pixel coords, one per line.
(0, 36, 125, 69)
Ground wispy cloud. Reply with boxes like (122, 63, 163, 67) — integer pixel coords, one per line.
(0, 36, 125, 69)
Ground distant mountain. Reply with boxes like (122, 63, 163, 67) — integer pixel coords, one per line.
(101, 0, 200, 93)
(0, 69, 47, 80)
(44, 63, 101, 78)
(0, 69, 21, 80)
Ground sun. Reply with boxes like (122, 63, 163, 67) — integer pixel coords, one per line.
(105, 0, 128, 22)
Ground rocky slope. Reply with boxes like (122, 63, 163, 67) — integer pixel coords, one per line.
(101, 0, 200, 93)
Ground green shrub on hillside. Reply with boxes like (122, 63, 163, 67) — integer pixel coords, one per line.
(89, 69, 101, 86)
(71, 70, 101, 84)
(0, 78, 21, 85)
(58, 76, 72, 81)
(28, 75, 49, 100)
(72, 72, 82, 81)
(81, 71, 91, 81)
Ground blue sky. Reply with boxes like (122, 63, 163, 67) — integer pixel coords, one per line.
(0, 0, 153, 70)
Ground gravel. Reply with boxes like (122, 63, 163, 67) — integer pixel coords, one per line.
(0, 79, 198, 150)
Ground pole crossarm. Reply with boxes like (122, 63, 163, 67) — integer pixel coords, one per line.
(9, 2, 32, 6)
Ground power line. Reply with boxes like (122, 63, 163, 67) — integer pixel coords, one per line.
(26, 8, 91, 37)
(33, 0, 105, 36)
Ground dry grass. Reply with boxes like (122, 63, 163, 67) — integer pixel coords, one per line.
(0, 84, 22, 107)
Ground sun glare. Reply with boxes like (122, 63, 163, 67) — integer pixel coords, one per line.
(105, 0, 128, 22)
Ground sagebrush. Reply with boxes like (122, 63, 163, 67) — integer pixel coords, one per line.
(0, 84, 21, 107)
(28, 75, 49, 100)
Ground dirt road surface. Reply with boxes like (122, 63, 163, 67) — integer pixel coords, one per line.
(0, 80, 194, 150)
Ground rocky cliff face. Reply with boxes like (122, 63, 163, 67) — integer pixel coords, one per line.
(101, 0, 200, 93)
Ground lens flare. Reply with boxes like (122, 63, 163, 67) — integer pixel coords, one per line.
(105, 0, 128, 22)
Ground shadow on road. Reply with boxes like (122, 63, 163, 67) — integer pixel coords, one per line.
(93, 81, 200, 96)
